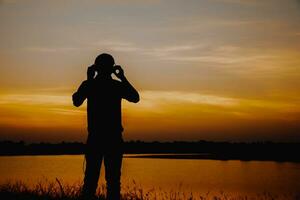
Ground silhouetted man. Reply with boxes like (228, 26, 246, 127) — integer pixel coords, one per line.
(72, 53, 139, 200)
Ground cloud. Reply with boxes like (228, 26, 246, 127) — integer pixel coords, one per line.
(0, 90, 238, 108)
(213, 0, 264, 5)
(92, 40, 205, 56)
(24, 42, 275, 65)
(140, 90, 239, 107)
(0, 94, 71, 106)
(0, 90, 299, 142)
(142, 44, 276, 65)
(93, 41, 278, 66)
(206, 19, 265, 27)
(89, 40, 298, 77)
(166, 54, 274, 64)
(109, 43, 141, 52)
(25, 47, 80, 53)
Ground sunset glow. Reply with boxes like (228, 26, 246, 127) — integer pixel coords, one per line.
(0, 0, 300, 142)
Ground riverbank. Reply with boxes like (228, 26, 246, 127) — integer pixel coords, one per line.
(1, 140, 300, 162)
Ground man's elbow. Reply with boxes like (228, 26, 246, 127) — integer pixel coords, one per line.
(73, 100, 81, 107)
(72, 93, 82, 107)
(131, 94, 140, 103)
(72, 99, 81, 107)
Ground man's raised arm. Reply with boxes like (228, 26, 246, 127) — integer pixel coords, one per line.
(72, 80, 88, 107)
(121, 76, 140, 103)
(72, 65, 96, 107)
(114, 65, 139, 103)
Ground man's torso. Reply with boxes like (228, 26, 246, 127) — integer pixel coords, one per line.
(86, 78, 124, 141)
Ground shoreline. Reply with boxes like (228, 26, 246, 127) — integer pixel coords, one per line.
(1, 153, 299, 163)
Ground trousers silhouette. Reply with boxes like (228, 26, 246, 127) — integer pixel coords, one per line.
(82, 134, 123, 200)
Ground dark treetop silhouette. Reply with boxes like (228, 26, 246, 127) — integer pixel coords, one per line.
(72, 53, 139, 200)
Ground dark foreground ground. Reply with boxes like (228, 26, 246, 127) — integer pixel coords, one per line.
(0, 180, 299, 200)
(1, 140, 300, 162)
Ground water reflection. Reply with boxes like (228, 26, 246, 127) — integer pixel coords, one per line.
(0, 155, 299, 196)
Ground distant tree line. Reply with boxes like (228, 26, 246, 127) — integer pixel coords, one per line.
(0, 140, 299, 162)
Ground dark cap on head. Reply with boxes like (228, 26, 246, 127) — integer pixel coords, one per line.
(94, 53, 115, 67)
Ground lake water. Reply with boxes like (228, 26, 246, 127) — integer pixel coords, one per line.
(0, 155, 299, 197)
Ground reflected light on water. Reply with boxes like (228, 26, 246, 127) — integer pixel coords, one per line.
(0, 155, 300, 196)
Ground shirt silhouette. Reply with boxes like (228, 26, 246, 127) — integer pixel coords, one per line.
(72, 53, 139, 200)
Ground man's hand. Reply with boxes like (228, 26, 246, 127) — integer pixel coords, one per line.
(113, 65, 125, 80)
(87, 65, 96, 80)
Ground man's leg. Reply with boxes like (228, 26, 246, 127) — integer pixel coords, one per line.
(82, 152, 103, 199)
(104, 145, 123, 200)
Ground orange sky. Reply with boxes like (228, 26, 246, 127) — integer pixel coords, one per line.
(0, 0, 300, 142)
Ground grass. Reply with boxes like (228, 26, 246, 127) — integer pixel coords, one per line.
(0, 179, 299, 200)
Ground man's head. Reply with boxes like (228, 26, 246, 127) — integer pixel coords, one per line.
(94, 53, 115, 76)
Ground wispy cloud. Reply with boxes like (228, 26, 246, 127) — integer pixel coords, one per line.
(205, 19, 265, 27)
(92, 40, 205, 57)
(213, 0, 264, 6)
(0, 90, 299, 141)
(0, 90, 238, 108)
(141, 44, 203, 58)
(0, 94, 71, 106)
(166, 54, 274, 64)
(109, 43, 141, 52)
(91, 41, 278, 65)
(124, 90, 300, 122)
(143, 44, 276, 65)
(140, 90, 239, 107)
(25, 46, 80, 53)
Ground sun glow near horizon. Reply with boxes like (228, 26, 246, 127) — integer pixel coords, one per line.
(0, 89, 299, 142)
